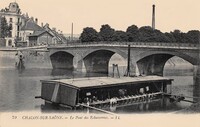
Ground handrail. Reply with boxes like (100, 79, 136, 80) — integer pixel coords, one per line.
(48, 42, 198, 50)
(48, 41, 198, 48)
(0, 42, 197, 51)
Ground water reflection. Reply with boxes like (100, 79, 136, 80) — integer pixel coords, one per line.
(193, 77, 200, 102)
(0, 66, 198, 113)
(51, 68, 73, 76)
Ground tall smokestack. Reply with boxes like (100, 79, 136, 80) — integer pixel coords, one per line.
(152, 4, 155, 30)
(71, 23, 73, 41)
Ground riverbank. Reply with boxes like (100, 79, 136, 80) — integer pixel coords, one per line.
(182, 102, 200, 113)
(0, 49, 52, 69)
(170, 81, 200, 113)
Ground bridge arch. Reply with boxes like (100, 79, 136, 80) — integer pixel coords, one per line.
(81, 47, 127, 60)
(136, 50, 197, 76)
(82, 48, 127, 74)
(50, 51, 74, 69)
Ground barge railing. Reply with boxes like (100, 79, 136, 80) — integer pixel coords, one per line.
(82, 92, 163, 106)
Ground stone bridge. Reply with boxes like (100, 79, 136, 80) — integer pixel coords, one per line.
(47, 42, 199, 76)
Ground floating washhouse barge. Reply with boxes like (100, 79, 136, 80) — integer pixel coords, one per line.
(40, 76, 173, 108)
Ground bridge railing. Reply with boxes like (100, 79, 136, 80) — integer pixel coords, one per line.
(48, 41, 198, 49)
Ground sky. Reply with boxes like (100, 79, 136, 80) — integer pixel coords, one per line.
(0, 0, 200, 34)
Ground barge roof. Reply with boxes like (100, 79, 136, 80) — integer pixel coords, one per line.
(41, 76, 173, 89)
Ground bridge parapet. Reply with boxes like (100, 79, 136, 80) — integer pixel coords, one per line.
(48, 42, 198, 50)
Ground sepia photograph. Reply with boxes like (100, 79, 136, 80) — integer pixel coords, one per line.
(0, 0, 200, 127)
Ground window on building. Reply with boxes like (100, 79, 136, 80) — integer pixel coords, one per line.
(8, 29, 12, 37)
(8, 40, 12, 46)
(10, 18, 12, 22)
(17, 32, 19, 38)
(10, 24, 13, 30)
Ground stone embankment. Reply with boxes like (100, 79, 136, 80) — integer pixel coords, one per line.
(0, 49, 52, 69)
(181, 102, 200, 113)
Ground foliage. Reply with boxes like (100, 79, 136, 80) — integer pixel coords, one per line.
(186, 30, 200, 43)
(126, 25, 138, 42)
(112, 30, 128, 42)
(79, 27, 99, 42)
(137, 26, 154, 42)
(164, 33, 176, 42)
(170, 30, 183, 43)
(152, 29, 171, 42)
(79, 24, 199, 44)
(99, 24, 115, 41)
(0, 16, 12, 38)
(137, 26, 169, 42)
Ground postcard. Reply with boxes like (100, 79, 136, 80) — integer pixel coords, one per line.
(0, 0, 200, 127)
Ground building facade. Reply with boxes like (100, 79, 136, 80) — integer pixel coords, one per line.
(0, 2, 28, 47)
(43, 23, 67, 45)
(29, 30, 53, 46)
(1, 2, 67, 47)
(19, 18, 43, 46)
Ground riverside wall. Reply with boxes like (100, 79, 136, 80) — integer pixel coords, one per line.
(0, 49, 52, 69)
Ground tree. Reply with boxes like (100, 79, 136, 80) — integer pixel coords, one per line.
(137, 26, 171, 42)
(164, 32, 176, 42)
(99, 24, 115, 41)
(170, 30, 200, 43)
(170, 30, 183, 43)
(112, 30, 128, 42)
(126, 25, 138, 42)
(152, 29, 171, 42)
(79, 27, 99, 42)
(137, 26, 155, 42)
(186, 30, 200, 43)
(0, 16, 12, 38)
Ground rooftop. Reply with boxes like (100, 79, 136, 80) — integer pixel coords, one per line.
(21, 18, 43, 31)
(28, 30, 53, 37)
(41, 76, 173, 89)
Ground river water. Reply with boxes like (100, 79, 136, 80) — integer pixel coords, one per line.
(0, 63, 198, 113)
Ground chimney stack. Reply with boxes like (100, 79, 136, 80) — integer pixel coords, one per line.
(30, 17, 34, 21)
(35, 18, 38, 24)
(152, 4, 155, 30)
(41, 22, 43, 27)
(71, 23, 73, 41)
(52, 27, 56, 31)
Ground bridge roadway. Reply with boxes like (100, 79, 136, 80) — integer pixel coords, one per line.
(49, 42, 198, 50)
(45, 42, 200, 76)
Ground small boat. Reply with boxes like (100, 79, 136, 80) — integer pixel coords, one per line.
(169, 95, 185, 103)
(38, 76, 173, 109)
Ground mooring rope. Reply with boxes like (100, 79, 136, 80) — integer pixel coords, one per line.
(163, 93, 200, 99)
(78, 103, 117, 115)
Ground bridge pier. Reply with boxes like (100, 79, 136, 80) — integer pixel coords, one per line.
(193, 65, 200, 80)
(129, 58, 137, 76)
(193, 65, 200, 101)
(76, 60, 85, 72)
(73, 54, 85, 72)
